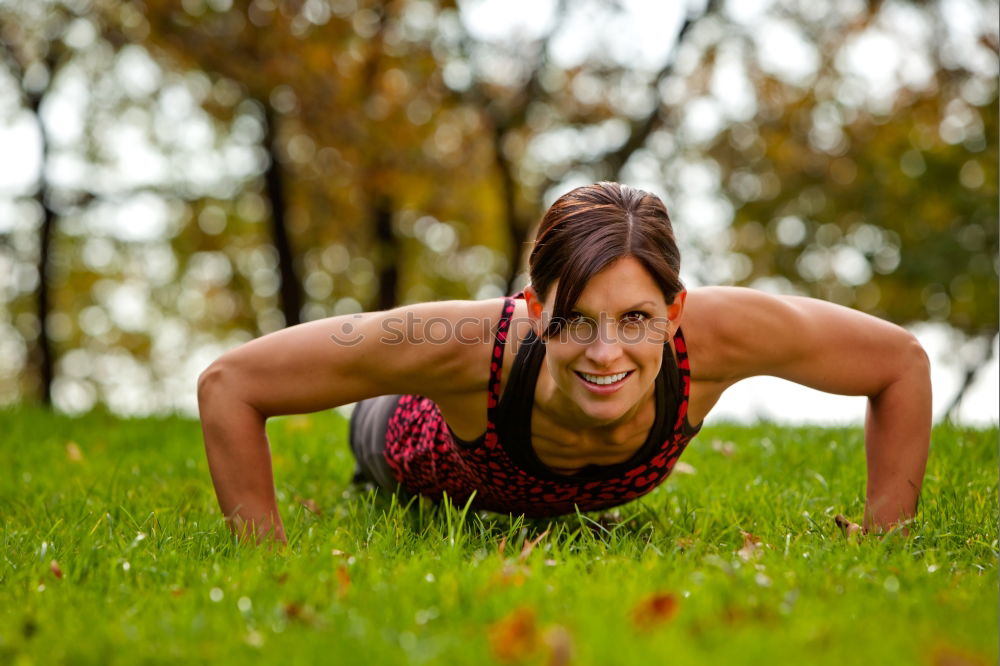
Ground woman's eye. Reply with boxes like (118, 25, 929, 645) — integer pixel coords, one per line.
(621, 311, 649, 324)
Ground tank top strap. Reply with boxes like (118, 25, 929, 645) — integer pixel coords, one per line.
(486, 295, 520, 418)
(671, 325, 695, 432)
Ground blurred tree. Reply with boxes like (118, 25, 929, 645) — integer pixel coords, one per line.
(103, 0, 503, 319)
(691, 0, 998, 415)
(0, 0, 92, 405)
(444, 0, 718, 290)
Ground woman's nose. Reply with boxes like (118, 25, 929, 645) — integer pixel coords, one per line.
(584, 327, 623, 367)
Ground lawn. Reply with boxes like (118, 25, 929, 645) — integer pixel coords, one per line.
(1, 405, 996, 665)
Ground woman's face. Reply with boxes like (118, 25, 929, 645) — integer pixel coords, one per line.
(526, 256, 686, 428)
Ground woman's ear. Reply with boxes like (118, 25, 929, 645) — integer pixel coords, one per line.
(667, 290, 687, 323)
(523, 285, 544, 319)
(523, 285, 546, 336)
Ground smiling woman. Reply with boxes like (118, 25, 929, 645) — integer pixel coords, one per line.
(197, 182, 930, 544)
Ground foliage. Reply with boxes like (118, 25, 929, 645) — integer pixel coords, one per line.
(696, 1, 998, 337)
(0, 407, 997, 664)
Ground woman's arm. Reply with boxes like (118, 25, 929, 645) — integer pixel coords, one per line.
(684, 287, 931, 535)
(196, 299, 501, 544)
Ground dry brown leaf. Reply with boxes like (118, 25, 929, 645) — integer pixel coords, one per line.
(489, 562, 529, 587)
(489, 607, 538, 662)
(65, 441, 84, 462)
(932, 645, 989, 666)
(335, 564, 351, 599)
(49, 560, 63, 579)
(498, 534, 507, 555)
(295, 497, 322, 515)
(737, 530, 766, 561)
(834, 514, 864, 543)
(631, 592, 679, 630)
(543, 625, 574, 666)
(518, 529, 550, 562)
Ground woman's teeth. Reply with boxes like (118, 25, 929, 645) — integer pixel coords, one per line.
(578, 371, 629, 385)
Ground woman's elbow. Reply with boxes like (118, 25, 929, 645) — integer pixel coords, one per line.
(197, 360, 235, 408)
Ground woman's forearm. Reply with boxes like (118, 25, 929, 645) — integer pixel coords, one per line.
(197, 365, 287, 544)
(862, 345, 932, 534)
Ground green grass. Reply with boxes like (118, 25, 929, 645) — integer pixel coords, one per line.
(1, 404, 996, 666)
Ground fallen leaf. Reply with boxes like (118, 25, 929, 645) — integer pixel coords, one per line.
(518, 529, 550, 562)
(498, 535, 507, 555)
(65, 441, 84, 462)
(489, 562, 529, 587)
(49, 560, 63, 579)
(335, 564, 351, 599)
(672, 461, 697, 475)
(737, 530, 766, 561)
(295, 497, 322, 515)
(631, 592, 679, 630)
(489, 607, 538, 662)
(722, 605, 746, 625)
(834, 514, 864, 543)
(543, 625, 574, 666)
(283, 601, 304, 620)
(932, 645, 989, 666)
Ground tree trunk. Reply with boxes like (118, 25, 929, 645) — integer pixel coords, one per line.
(28, 87, 55, 407)
(263, 106, 302, 328)
(372, 196, 398, 311)
(944, 329, 999, 422)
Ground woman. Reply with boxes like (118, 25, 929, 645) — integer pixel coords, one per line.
(197, 182, 930, 544)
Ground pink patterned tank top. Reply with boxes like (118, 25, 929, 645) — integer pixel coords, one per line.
(382, 293, 701, 517)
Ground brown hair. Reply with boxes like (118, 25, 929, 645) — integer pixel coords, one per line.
(527, 182, 683, 337)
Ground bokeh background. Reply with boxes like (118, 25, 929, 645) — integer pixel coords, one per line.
(0, 0, 996, 424)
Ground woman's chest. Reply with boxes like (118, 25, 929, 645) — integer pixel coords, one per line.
(528, 403, 654, 475)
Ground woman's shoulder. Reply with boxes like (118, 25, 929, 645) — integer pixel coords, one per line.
(383, 295, 532, 393)
(681, 286, 801, 382)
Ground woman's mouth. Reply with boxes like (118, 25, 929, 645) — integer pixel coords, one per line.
(574, 370, 633, 392)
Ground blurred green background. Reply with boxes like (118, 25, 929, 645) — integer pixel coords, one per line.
(0, 0, 996, 420)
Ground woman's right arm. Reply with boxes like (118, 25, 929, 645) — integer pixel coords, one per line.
(196, 299, 499, 544)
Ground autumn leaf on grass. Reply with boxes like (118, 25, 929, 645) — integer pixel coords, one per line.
(498, 534, 507, 555)
(737, 530, 768, 561)
(931, 644, 990, 666)
(543, 625, 574, 666)
(518, 529, 550, 562)
(834, 514, 864, 543)
(335, 565, 351, 599)
(282, 601, 317, 625)
(295, 497, 322, 515)
(49, 560, 63, 579)
(631, 592, 680, 630)
(488, 562, 530, 588)
(65, 441, 84, 462)
(489, 607, 538, 662)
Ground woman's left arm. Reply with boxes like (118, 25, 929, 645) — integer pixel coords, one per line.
(684, 287, 931, 535)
